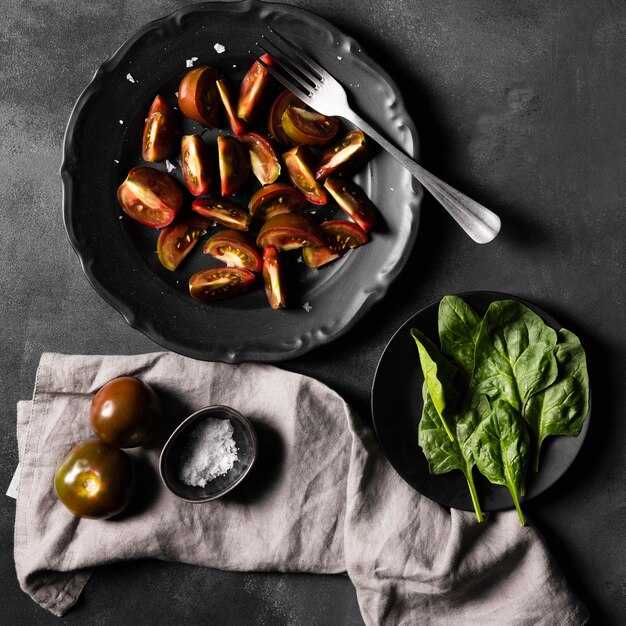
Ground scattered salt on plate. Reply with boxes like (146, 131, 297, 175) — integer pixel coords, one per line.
(126, 73, 136, 83)
(337, 55, 343, 60)
(303, 302, 313, 312)
(119, 120, 124, 125)
(186, 56, 199, 68)
(214, 43, 226, 54)
(165, 160, 176, 172)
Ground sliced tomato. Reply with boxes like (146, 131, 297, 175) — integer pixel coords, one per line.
(281, 107, 340, 147)
(256, 213, 325, 251)
(302, 245, 341, 269)
(324, 178, 377, 232)
(203, 230, 262, 272)
(157, 215, 209, 271)
(217, 135, 250, 196)
(237, 54, 275, 122)
(142, 95, 176, 162)
(191, 197, 251, 231)
(189, 267, 255, 302)
(283, 146, 327, 205)
(263, 245, 286, 309)
(180, 135, 212, 196)
(249, 183, 306, 221)
(178, 66, 221, 127)
(238, 132, 280, 185)
(117, 167, 183, 228)
(302, 219, 368, 269)
(216, 78, 247, 135)
(268, 90, 303, 146)
(315, 130, 367, 181)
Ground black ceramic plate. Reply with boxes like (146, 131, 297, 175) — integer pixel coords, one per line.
(62, 0, 422, 362)
(371, 291, 590, 512)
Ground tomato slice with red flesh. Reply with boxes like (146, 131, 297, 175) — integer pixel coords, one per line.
(142, 95, 176, 162)
(315, 130, 368, 181)
(263, 245, 287, 309)
(203, 229, 262, 272)
(216, 78, 247, 136)
(189, 267, 255, 302)
(181, 135, 212, 196)
(191, 197, 251, 231)
(157, 215, 209, 271)
(256, 213, 325, 251)
(324, 178, 377, 232)
(238, 132, 281, 185)
(117, 167, 183, 228)
(237, 54, 275, 122)
(281, 107, 340, 147)
(248, 183, 306, 221)
(302, 219, 368, 269)
(283, 146, 327, 205)
(217, 135, 250, 196)
(268, 90, 303, 146)
(178, 66, 221, 127)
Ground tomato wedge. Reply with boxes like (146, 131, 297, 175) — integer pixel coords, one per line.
(303, 220, 368, 269)
(281, 107, 340, 147)
(117, 167, 183, 227)
(257, 213, 325, 251)
(178, 66, 221, 127)
(180, 135, 212, 196)
(191, 197, 251, 231)
(324, 178, 377, 232)
(216, 78, 247, 135)
(263, 245, 287, 309)
(283, 146, 327, 205)
(157, 215, 209, 271)
(238, 132, 280, 185)
(315, 130, 367, 181)
(237, 54, 275, 122)
(142, 95, 176, 162)
(189, 267, 255, 302)
(268, 90, 303, 146)
(248, 183, 306, 221)
(203, 230, 262, 272)
(218, 135, 250, 196)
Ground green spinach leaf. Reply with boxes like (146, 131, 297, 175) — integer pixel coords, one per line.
(438, 295, 482, 377)
(524, 328, 590, 471)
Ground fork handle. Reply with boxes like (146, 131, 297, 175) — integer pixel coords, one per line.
(346, 112, 501, 244)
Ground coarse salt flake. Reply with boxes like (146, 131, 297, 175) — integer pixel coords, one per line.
(303, 301, 313, 312)
(114, 159, 119, 163)
(214, 43, 226, 54)
(178, 418, 238, 487)
(119, 120, 124, 124)
(165, 159, 176, 172)
(126, 73, 136, 83)
(186, 56, 199, 68)
(337, 55, 343, 60)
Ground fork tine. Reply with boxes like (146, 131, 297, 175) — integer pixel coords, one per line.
(261, 34, 321, 89)
(249, 49, 313, 102)
(267, 26, 331, 82)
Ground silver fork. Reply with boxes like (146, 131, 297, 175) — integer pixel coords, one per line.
(254, 29, 501, 244)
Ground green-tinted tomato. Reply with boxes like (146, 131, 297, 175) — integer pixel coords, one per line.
(315, 130, 367, 181)
(256, 213, 325, 251)
(181, 135, 212, 196)
(203, 229, 262, 272)
(248, 183, 306, 221)
(237, 54, 275, 122)
(268, 90, 303, 146)
(90, 376, 163, 448)
(54, 440, 135, 519)
(142, 95, 177, 162)
(189, 267, 255, 302)
(157, 215, 209, 271)
(283, 146, 327, 205)
(117, 166, 183, 228)
(302, 219, 368, 269)
(281, 107, 340, 147)
(191, 197, 251, 231)
(216, 78, 247, 135)
(324, 178, 377, 232)
(178, 66, 221, 127)
(217, 135, 250, 196)
(238, 132, 280, 185)
(263, 245, 286, 309)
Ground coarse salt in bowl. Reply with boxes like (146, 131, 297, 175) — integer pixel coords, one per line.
(159, 405, 257, 502)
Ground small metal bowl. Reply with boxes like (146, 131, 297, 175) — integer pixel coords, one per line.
(159, 405, 257, 502)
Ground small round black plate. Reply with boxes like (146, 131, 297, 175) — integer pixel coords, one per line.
(371, 291, 591, 512)
(61, 0, 422, 363)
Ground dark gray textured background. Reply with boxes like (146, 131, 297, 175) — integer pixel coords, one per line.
(1, 0, 624, 623)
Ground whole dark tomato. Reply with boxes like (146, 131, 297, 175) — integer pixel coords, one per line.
(54, 440, 135, 520)
(90, 377, 162, 448)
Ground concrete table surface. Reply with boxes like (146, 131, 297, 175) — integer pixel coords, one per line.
(1, 0, 624, 623)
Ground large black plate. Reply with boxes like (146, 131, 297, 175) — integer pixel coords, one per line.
(371, 291, 590, 512)
(61, 0, 422, 362)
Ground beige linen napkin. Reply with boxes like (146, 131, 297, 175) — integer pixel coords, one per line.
(14, 353, 588, 624)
